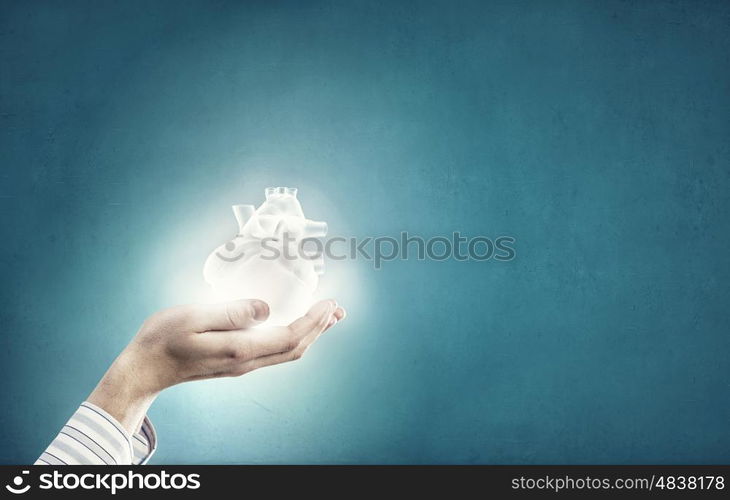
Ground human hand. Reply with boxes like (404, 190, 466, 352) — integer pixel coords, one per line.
(87, 299, 345, 433)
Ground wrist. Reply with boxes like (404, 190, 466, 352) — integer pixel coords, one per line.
(87, 347, 161, 434)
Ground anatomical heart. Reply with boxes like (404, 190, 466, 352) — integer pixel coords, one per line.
(204, 187, 327, 324)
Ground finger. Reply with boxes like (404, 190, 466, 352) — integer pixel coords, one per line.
(323, 306, 346, 332)
(240, 321, 332, 372)
(187, 299, 270, 332)
(288, 299, 337, 338)
(194, 299, 335, 364)
(239, 302, 342, 373)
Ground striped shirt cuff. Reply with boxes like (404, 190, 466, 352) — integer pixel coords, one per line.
(35, 401, 157, 465)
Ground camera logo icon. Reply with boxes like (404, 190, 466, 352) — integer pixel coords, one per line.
(5, 470, 30, 494)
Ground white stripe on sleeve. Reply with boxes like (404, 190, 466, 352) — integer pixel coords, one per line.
(34, 401, 157, 465)
(132, 416, 157, 465)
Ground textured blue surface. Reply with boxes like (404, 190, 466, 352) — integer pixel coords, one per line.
(1, 0, 729, 464)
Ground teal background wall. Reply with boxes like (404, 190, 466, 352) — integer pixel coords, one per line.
(1, 0, 729, 464)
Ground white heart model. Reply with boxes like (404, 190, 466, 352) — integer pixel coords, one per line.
(203, 187, 327, 325)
